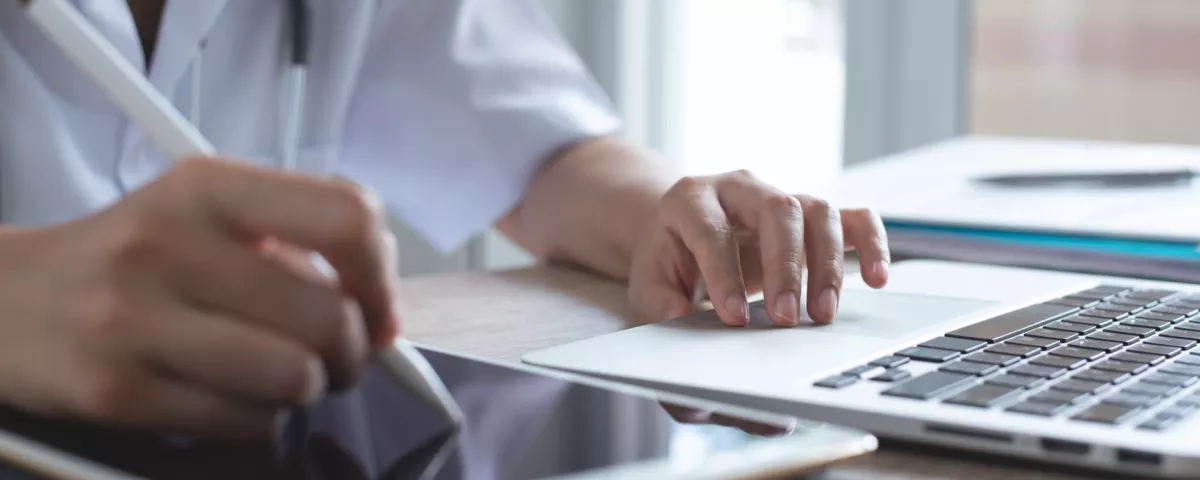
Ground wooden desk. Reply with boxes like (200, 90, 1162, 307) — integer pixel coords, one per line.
(400, 267, 1091, 480)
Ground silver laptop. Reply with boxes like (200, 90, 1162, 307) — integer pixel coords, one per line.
(523, 260, 1200, 478)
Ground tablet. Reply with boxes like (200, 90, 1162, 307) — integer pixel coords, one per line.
(0, 346, 876, 479)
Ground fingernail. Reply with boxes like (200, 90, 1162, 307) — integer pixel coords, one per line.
(775, 292, 799, 326)
(818, 289, 839, 322)
(874, 260, 890, 282)
(725, 295, 749, 326)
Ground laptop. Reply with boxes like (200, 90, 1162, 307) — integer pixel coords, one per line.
(523, 260, 1200, 478)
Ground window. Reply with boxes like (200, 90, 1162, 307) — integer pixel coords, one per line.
(674, 0, 845, 195)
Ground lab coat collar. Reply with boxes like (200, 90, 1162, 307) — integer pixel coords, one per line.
(148, 0, 229, 96)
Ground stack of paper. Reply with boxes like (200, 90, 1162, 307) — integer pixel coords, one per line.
(834, 136, 1200, 282)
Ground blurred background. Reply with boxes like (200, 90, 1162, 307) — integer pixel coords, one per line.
(393, 0, 1200, 277)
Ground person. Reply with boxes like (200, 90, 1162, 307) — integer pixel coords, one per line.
(0, 0, 889, 439)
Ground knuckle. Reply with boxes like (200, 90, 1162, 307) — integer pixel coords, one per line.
(75, 371, 141, 423)
(274, 351, 325, 406)
(78, 288, 137, 337)
(800, 196, 833, 214)
(326, 185, 379, 248)
(730, 169, 756, 180)
(763, 194, 802, 220)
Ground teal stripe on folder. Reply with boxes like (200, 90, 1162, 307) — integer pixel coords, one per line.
(886, 222, 1200, 260)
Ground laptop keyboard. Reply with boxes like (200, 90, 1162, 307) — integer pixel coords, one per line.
(813, 285, 1200, 432)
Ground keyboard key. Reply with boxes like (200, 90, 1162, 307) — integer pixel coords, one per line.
(986, 344, 1040, 358)
(1124, 381, 1180, 398)
(1085, 285, 1130, 296)
(1030, 389, 1089, 405)
(946, 303, 1077, 342)
(1099, 297, 1142, 312)
(1128, 344, 1182, 358)
(1152, 306, 1197, 317)
(1104, 392, 1162, 409)
(944, 384, 1022, 408)
(919, 336, 987, 353)
(1049, 346, 1104, 361)
(1113, 352, 1166, 366)
(1134, 313, 1182, 324)
(1088, 331, 1139, 345)
(1167, 299, 1200, 310)
(1143, 372, 1198, 388)
(1073, 369, 1130, 385)
(1160, 364, 1200, 378)
(1069, 338, 1122, 353)
(1144, 336, 1197, 350)
(871, 369, 913, 383)
(1073, 403, 1142, 425)
(1137, 417, 1177, 431)
(1007, 336, 1061, 349)
(1161, 329, 1200, 342)
(1092, 360, 1148, 375)
(1062, 315, 1112, 327)
(1174, 354, 1200, 367)
(1031, 354, 1085, 370)
(897, 347, 959, 363)
(939, 361, 998, 377)
(1010, 364, 1068, 379)
(881, 372, 976, 400)
(1124, 317, 1172, 330)
(1127, 289, 1179, 301)
(1176, 395, 1200, 407)
(1027, 328, 1079, 342)
(1008, 401, 1069, 416)
(962, 352, 1020, 367)
(870, 355, 910, 368)
(1049, 296, 1099, 308)
(1079, 308, 1128, 321)
(1106, 325, 1155, 338)
(1157, 405, 1195, 419)
(1053, 379, 1111, 395)
(1173, 321, 1200, 333)
(1047, 321, 1097, 334)
(987, 374, 1046, 389)
(815, 375, 858, 389)
(844, 365, 885, 378)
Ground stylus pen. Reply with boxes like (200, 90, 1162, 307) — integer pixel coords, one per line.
(23, 0, 464, 427)
(976, 169, 1198, 188)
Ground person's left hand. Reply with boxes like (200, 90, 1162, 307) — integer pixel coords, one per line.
(629, 170, 889, 327)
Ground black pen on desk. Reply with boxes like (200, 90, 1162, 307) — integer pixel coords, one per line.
(975, 169, 1198, 188)
(24, 0, 464, 426)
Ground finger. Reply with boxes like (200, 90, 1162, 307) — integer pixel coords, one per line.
(797, 195, 844, 324)
(71, 366, 279, 439)
(841, 208, 890, 288)
(170, 233, 369, 391)
(174, 159, 397, 345)
(661, 177, 748, 326)
(629, 228, 697, 323)
(712, 172, 804, 327)
(139, 305, 327, 408)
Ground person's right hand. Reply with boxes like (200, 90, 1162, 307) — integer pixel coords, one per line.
(0, 158, 400, 438)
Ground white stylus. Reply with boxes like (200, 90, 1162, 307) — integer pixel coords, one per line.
(24, 0, 464, 426)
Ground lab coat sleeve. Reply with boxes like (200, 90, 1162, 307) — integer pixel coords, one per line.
(338, 0, 622, 252)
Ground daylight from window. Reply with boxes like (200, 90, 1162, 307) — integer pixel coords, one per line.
(676, 0, 844, 196)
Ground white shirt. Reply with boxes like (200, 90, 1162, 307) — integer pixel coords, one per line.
(0, 0, 620, 251)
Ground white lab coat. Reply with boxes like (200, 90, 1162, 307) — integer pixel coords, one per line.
(0, 0, 620, 251)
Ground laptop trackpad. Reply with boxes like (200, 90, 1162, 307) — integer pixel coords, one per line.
(666, 288, 997, 340)
(524, 288, 999, 393)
